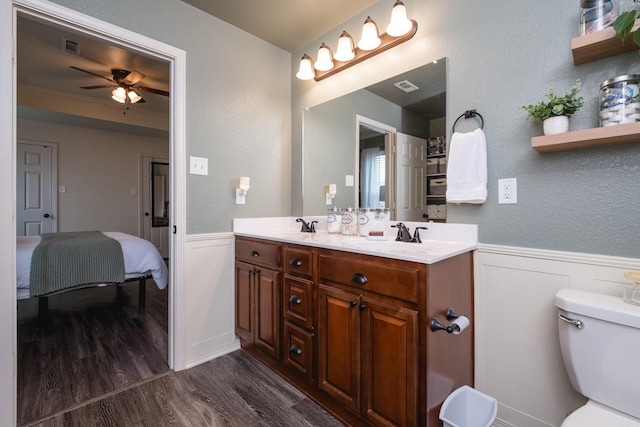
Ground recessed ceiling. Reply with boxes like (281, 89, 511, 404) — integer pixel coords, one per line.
(180, 0, 377, 52)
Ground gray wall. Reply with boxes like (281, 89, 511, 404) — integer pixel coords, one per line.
(50, 0, 292, 234)
(292, 0, 640, 258)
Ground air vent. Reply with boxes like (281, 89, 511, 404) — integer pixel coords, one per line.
(393, 80, 419, 93)
(61, 38, 81, 55)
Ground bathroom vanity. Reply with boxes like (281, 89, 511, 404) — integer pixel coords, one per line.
(234, 218, 477, 427)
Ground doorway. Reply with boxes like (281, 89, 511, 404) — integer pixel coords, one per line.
(9, 1, 187, 425)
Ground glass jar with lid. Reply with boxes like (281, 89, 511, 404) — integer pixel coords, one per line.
(600, 75, 640, 127)
(341, 207, 358, 236)
(327, 207, 342, 234)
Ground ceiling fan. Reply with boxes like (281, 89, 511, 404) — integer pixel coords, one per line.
(70, 66, 169, 104)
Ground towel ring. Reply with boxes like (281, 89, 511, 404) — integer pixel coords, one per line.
(452, 109, 484, 133)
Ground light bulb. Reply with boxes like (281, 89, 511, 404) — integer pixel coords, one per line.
(334, 31, 355, 62)
(386, 0, 413, 36)
(314, 43, 334, 71)
(128, 90, 142, 103)
(358, 17, 381, 51)
(296, 54, 316, 80)
(111, 87, 126, 103)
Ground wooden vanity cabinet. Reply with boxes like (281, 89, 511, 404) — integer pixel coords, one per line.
(317, 249, 421, 427)
(235, 237, 281, 360)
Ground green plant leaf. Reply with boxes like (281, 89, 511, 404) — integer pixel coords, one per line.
(613, 10, 638, 43)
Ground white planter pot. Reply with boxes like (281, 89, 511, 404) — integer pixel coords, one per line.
(543, 116, 569, 135)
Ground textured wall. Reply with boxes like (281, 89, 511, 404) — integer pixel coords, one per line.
(292, 0, 640, 258)
(50, 0, 292, 234)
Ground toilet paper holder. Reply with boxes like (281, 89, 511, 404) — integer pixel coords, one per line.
(431, 308, 470, 334)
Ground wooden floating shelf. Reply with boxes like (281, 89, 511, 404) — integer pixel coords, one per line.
(571, 22, 640, 65)
(532, 121, 640, 152)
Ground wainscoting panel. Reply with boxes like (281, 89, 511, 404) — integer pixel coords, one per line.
(185, 233, 240, 368)
(475, 244, 640, 427)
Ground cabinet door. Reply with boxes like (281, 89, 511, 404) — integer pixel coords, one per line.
(317, 284, 361, 411)
(235, 261, 255, 342)
(361, 297, 418, 427)
(254, 266, 281, 359)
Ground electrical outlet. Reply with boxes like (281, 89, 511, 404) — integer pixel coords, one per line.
(498, 178, 517, 204)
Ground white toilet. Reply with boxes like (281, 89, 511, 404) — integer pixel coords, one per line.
(555, 288, 640, 426)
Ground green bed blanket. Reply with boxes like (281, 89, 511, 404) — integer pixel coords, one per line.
(30, 231, 125, 297)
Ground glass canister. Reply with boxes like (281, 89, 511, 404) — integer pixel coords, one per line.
(327, 207, 342, 234)
(623, 272, 640, 305)
(376, 208, 391, 221)
(341, 207, 358, 235)
(600, 75, 640, 127)
(580, 0, 617, 35)
(358, 208, 377, 236)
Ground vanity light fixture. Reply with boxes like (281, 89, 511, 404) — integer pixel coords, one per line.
(236, 176, 250, 205)
(296, 0, 418, 82)
(326, 184, 337, 205)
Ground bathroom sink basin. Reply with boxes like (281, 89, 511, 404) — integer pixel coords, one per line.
(342, 239, 433, 255)
(340, 238, 473, 262)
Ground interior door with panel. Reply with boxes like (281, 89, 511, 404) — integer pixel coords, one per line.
(16, 142, 56, 236)
(395, 133, 427, 222)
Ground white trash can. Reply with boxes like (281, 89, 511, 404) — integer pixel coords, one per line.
(439, 385, 497, 427)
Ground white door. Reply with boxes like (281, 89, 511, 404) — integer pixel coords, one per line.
(141, 156, 169, 258)
(395, 133, 427, 222)
(16, 142, 57, 236)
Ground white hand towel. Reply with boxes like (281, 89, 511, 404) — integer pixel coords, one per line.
(446, 128, 487, 204)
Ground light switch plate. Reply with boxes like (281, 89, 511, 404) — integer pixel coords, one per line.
(346, 175, 354, 187)
(190, 156, 208, 175)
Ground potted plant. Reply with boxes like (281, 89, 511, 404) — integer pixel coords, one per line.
(521, 80, 587, 135)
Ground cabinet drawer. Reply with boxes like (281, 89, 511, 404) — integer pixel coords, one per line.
(318, 250, 422, 304)
(284, 321, 314, 381)
(283, 275, 314, 330)
(236, 237, 280, 268)
(283, 245, 314, 278)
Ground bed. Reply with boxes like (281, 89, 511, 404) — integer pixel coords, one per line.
(17, 231, 168, 314)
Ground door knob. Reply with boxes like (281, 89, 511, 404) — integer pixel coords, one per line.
(43, 213, 50, 218)
(144, 212, 150, 216)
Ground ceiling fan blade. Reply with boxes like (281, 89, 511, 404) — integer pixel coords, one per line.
(123, 70, 145, 85)
(80, 84, 115, 90)
(69, 66, 114, 83)
(137, 86, 170, 97)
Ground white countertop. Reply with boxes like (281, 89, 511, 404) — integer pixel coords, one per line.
(233, 217, 478, 264)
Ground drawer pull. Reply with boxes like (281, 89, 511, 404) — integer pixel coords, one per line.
(289, 258, 303, 267)
(290, 344, 303, 356)
(289, 295, 302, 304)
(250, 250, 260, 257)
(351, 273, 368, 284)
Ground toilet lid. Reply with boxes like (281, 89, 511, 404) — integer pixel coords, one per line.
(562, 402, 640, 427)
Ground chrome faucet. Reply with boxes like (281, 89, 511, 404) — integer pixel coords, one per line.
(296, 218, 317, 233)
(391, 223, 428, 243)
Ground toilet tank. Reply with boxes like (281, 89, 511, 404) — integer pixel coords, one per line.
(555, 288, 640, 420)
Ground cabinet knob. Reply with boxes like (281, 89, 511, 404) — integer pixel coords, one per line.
(349, 301, 358, 308)
(250, 250, 260, 257)
(290, 344, 303, 356)
(359, 303, 367, 311)
(289, 295, 302, 304)
(351, 273, 368, 284)
(289, 258, 302, 267)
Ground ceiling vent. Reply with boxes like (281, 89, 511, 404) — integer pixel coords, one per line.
(393, 80, 419, 93)
(61, 38, 81, 56)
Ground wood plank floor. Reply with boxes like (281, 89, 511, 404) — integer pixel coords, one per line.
(18, 281, 343, 426)
(17, 280, 170, 426)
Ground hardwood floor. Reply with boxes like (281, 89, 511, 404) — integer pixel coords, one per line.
(33, 350, 343, 427)
(17, 279, 170, 426)
(18, 282, 343, 426)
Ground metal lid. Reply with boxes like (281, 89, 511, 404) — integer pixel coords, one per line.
(601, 74, 640, 89)
(581, 0, 611, 7)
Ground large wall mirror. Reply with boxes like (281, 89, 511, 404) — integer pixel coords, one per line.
(152, 161, 169, 227)
(303, 58, 447, 221)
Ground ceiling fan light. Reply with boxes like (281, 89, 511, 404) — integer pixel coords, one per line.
(111, 87, 126, 103)
(358, 17, 381, 51)
(314, 43, 334, 71)
(128, 89, 142, 103)
(296, 54, 316, 80)
(334, 31, 355, 62)
(386, 0, 413, 37)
